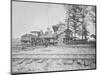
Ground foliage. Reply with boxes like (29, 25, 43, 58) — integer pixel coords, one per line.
(64, 5, 96, 40)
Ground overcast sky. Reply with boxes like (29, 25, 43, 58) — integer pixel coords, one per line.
(12, 1, 95, 38)
(12, 1, 65, 38)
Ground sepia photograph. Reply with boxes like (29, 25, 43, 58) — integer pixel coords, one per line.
(11, 0, 96, 74)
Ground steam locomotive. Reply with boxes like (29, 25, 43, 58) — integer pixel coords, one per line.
(21, 31, 57, 47)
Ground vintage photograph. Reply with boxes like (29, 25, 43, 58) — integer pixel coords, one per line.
(11, 0, 96, 74)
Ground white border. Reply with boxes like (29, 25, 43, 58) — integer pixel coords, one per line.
(0, 0, 99, 75)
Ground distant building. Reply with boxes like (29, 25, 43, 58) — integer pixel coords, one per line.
(52, 23, 73, 45)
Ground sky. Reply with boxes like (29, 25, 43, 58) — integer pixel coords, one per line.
(12, 1, 65, 38)
(12, 1, 95, 38)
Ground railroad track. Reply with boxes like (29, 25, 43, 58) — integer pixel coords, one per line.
(12, 54, 95, 59)
(12, 46, 96, 59)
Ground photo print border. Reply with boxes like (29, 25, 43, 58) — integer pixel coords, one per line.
(11, 0, 97, 74)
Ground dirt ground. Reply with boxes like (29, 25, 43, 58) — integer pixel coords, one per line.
(12, 44, 96, 73)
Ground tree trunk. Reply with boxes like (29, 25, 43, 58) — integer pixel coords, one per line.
(82, 23, 84, 40)
(74, 22, 76, 40)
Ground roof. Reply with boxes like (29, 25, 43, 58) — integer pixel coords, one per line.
(40, 34, 56, 38)
(30, 31, 40, 33)
(21, 34, 37, 40)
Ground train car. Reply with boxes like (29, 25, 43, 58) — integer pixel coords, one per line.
(21, 33, 57, 47)
(21, 34, 37, 47)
